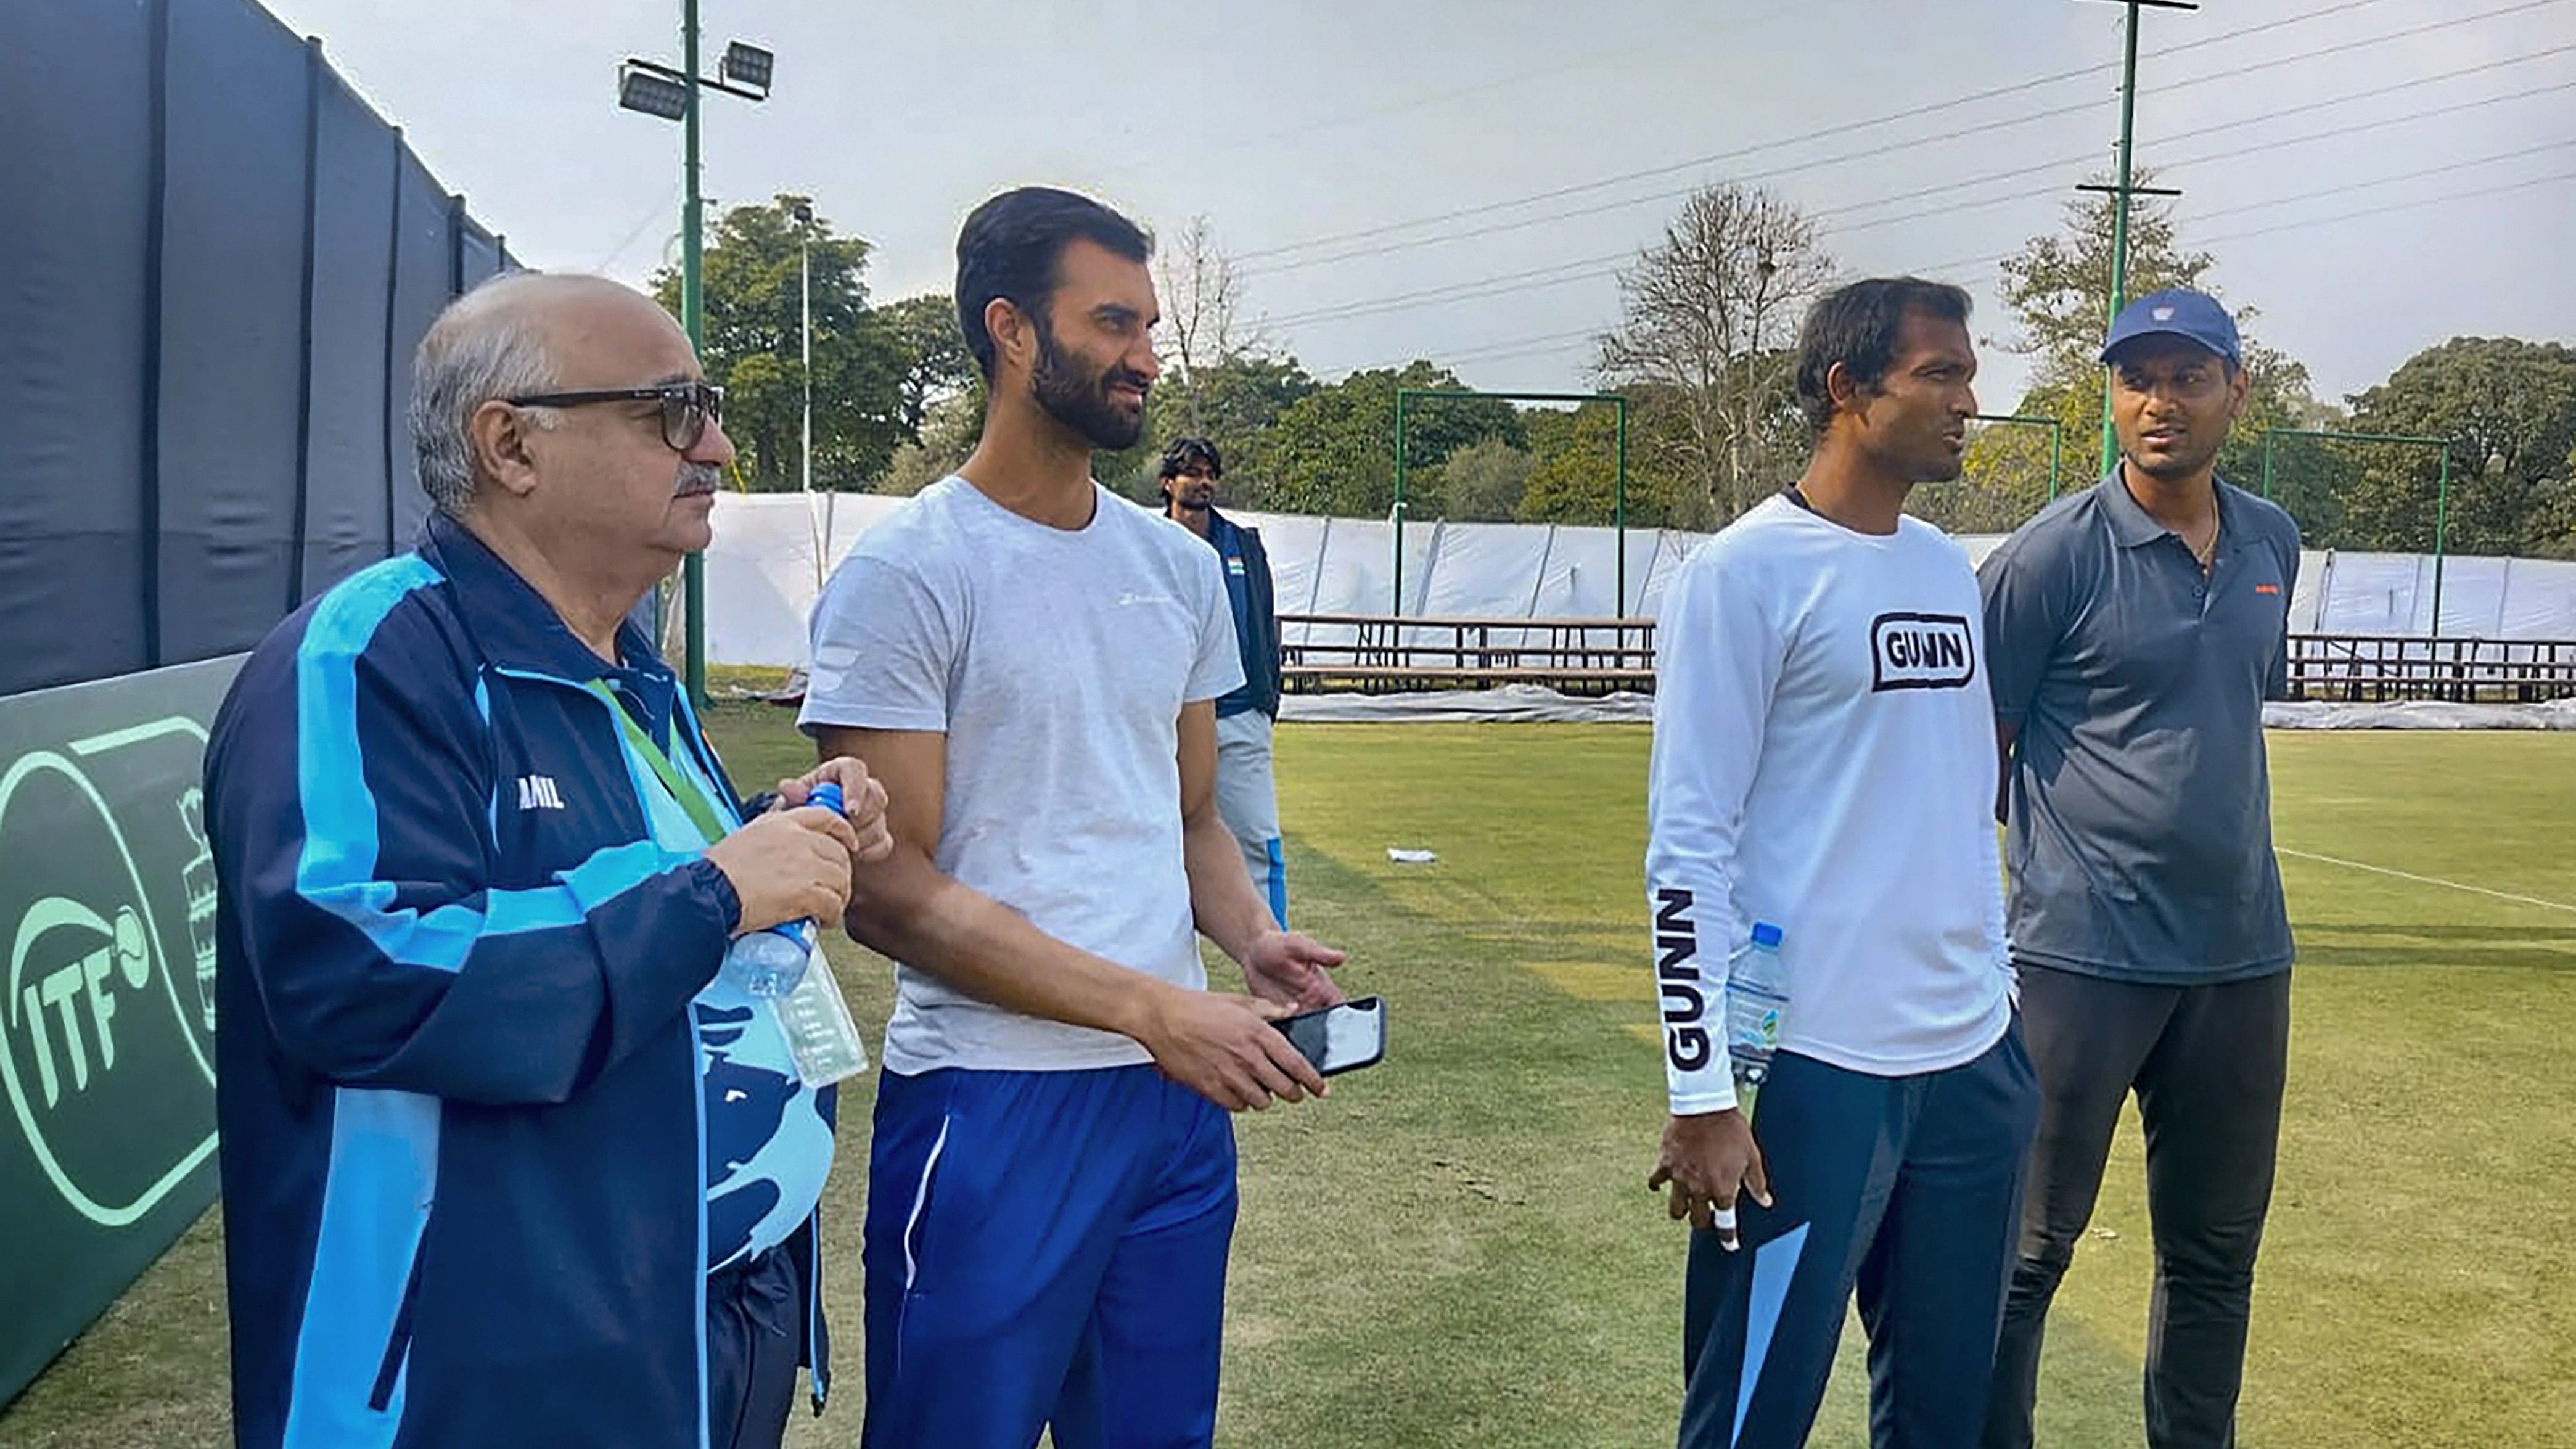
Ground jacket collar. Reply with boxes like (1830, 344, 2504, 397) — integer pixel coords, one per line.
(419, 511, 668, 687)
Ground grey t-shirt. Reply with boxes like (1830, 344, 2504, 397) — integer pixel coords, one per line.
(1979, 474, 2300, 984)
(797, 476, 1244, 1073)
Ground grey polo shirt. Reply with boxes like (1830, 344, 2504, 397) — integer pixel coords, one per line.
(1979, 473, 2301, 984)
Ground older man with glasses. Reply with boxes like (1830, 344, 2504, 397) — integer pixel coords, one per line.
(202, 271, 895, 1449)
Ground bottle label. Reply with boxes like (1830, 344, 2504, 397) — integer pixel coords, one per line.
(768, 946, 870, 1088)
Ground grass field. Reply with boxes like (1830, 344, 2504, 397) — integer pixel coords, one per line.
(6, 721, 2573, 1448)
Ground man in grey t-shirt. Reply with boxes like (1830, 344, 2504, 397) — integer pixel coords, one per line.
(802, 187, 1347, 1449)
(1977, 290, 2301, 1449)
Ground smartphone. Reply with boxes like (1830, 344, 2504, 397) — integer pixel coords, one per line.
(1274, 996, 1387, 1077)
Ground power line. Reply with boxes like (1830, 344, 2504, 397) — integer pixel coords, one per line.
(1199, 0, 1850, 160)
(1326, 168, 2576, 380)
(1233, 0, 2503, 265)
(2191, 138, 2576, 226)
(1262, 77, 2576, 332)
(1235, 61, 2112, 266)
(1911, 165, 2576, 286)
(2193, 166, 2576, 247)
(1241, 0, 2572, 277)
(596, 178, 684, 273)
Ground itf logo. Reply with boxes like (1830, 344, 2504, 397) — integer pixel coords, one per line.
(1, 711, 219, 1228)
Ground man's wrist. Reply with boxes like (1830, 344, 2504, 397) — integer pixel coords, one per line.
(1109, 976, 1183, 1045)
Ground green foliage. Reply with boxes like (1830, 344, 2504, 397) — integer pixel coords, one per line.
(651, 195, 970, 492)
(1926, 406, 2067, 535)
(1962, 168, 2371, 544)
(2344, 337, 2576, 557)
(870, 293, 975, 449)
(1996, 168, 2213, 366)
(876, 388, 985, 498)
(1260, 362, 1525, 519)
(1422, 437, 1536, 523)
(1517, 403, 1646, 525)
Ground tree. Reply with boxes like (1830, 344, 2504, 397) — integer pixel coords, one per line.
(1940, 340, 2353, 539)
(653, 197, 974, 493)
(1916, 409, 2062, 536)
(2344, 337, 2576, 557)
(1996, 167, 2213, 364)
(1597, 183, 1834, 524)
(870, 293, 975, 448)
(1149, 355, 1323, 512)
(1518, 403, 1652, 525)
(652, 195, 904, 491)
(1259, 363, 1523, 518)
(1153, 215, 1268, 433)
(1424, 437, 1535, 522)
(878, 389, 984, 497)
(1968, 168, 2350, 540)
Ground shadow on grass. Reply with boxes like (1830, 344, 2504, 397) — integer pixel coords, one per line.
(2296, 923, 2576, 972)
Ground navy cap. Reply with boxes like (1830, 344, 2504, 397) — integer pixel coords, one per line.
(2099, 288, 2240, 367)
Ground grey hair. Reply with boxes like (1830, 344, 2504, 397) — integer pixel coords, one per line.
(408, 271, 564, 517)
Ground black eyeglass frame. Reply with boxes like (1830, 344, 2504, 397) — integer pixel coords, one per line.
(505, 381, 725, 453)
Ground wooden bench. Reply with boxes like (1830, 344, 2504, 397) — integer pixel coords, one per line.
(1277, 615, 2576, 702)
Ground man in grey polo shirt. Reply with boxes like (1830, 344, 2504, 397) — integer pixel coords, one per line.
(1977, 289, 2302, 1449)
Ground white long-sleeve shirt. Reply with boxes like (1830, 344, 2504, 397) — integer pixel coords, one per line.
(1646, 494, 2012, 1115)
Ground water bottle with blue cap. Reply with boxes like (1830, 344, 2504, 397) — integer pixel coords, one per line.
(720, 780, 842, 999)
(1725, 920, 1790, 1115)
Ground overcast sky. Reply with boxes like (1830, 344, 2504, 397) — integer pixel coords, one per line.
(260, 0, 2576, 412)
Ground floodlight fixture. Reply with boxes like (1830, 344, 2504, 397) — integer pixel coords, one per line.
(617, 63, 691, 121)
(720, 41, 774, 96)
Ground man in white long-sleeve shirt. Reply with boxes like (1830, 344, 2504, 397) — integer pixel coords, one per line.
(1644, 276, 2038, 1449)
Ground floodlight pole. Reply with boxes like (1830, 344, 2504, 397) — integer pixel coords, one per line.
(623, 2, 768, 706)
(679, 0, 707, 705)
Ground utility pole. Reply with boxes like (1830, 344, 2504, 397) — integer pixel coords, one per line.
(2083, 0, 2195, 477)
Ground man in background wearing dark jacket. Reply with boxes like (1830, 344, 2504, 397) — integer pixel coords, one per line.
(1160, 437, 1290, 924)
(203, 272, 893, 1449)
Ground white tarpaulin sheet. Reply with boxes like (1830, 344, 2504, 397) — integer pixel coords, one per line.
(703, 494, 2576, 667)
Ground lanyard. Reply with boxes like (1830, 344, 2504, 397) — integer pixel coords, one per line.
(586, 681, 731, 846)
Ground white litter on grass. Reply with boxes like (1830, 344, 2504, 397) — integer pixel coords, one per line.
(1387, 848, 1438, 864)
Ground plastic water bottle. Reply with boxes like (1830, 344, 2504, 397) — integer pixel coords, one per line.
(720, 781, 843, 999)
(1725, 921, 1789, 1114)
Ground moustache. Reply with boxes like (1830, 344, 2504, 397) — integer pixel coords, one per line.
(673, 464, 722, 498)
(1104, 371, 1152, 400)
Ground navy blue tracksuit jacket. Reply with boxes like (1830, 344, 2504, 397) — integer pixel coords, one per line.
(203, 512, 832, 1449)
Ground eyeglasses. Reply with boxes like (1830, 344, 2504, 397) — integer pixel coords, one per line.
(505, 380, 725, 453)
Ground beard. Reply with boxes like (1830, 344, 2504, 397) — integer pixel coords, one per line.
(1032, 319, 1149, 451)
(1869, 427, 1964, 486)
(1916, 443, 1966, 485)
